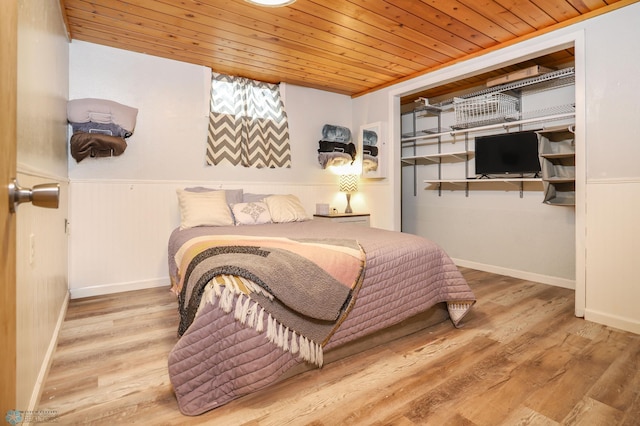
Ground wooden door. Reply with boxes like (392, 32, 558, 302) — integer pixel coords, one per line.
(0, 0, 18, 414)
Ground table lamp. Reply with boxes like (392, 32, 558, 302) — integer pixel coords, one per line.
(339, 174, 358, 214)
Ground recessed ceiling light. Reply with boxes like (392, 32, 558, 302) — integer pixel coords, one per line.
(245, 0, 296, 6)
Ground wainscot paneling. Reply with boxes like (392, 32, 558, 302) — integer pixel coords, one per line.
(68, 180, 376, 298)
(584, 179, 640, 335)
(16, 171, 69, 411)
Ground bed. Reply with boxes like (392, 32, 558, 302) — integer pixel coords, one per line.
(167, 190, 476, 415)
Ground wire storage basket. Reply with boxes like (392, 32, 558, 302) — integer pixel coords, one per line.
(453, 93, 519, 128)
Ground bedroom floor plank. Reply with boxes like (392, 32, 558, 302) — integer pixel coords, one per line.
(524, 328, 635, 423)
(585, 336, 640, 411)
(38, 269, 640, 425)
(294, 285, 563, 425)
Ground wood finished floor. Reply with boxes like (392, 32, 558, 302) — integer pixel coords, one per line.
(38, 268, 640, 425)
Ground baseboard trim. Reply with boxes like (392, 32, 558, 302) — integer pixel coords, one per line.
(452, 258, 576, 290)
(584, 309, 640, 335)
(70, 278, 170, 299)
(70, 263, 576, 298)
(28, 291, 69, 412)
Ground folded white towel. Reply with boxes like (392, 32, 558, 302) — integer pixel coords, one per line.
(67, 98, 138, 133)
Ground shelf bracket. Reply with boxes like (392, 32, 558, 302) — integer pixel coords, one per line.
(520, 181, 524, 198)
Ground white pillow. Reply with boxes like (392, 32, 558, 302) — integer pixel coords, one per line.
(264, 194, 310, 223)
(176, 189, 234, 229)
(231, 202, 272, 226)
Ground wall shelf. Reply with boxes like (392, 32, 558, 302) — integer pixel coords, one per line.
(401, 151, 470, 165)
(540, 152, 574, 159)
(424, 177, 543, 198)
(424, 178, 542, 183)
(401, 110, 575, 144)
(402, 67, 575, 144)
(544, 177, 575, 183)
(437, 67, 575, 106)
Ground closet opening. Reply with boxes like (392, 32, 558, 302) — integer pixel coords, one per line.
(394, 43, 581, 300)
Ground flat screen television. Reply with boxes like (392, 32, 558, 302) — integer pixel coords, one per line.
(474, 130, 541, 176)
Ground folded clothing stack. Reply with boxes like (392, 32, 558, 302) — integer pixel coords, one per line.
(67, 98, 138, 162)
(362, 129, 379, 172)
(317, 124, 356, 169)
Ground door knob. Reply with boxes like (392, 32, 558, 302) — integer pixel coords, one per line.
(8, 178, 60, 213)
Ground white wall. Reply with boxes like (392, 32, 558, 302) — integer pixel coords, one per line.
(352, 89, 398, 231)
(16, 0, 69, 411)
(68, 40, 353, 184)
(580, 5, 640, 333)
(353, 3, 640, 334)
(68, 41, 360, 297)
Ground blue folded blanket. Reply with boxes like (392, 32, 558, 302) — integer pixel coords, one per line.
(322, 124, 351, 143)
(363, 129, 378, 146)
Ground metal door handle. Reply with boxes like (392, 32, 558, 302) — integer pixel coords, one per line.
(8, 178, 60, 213)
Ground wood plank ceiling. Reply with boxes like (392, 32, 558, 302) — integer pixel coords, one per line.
(59, 0, 632, 104)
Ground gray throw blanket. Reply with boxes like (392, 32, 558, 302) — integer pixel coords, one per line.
(176, 238, 365, 366)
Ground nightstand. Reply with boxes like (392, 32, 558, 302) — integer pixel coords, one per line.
(312, 213, 370, 227)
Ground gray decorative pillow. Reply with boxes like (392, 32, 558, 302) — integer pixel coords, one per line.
(184, 187, 243, 205)
(242, 193, 271, 203)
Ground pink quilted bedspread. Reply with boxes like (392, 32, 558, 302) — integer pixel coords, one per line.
(167, 221, 475, 415)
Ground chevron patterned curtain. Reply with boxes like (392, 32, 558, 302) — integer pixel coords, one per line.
(206, 73, 291, 168)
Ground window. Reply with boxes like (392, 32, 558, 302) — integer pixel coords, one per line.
(206, 73, 291, 168)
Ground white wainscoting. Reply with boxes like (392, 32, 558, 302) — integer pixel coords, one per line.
(584, 178, 640, 335)
(16, 169, 69, 411)
(68, 179, 376, 298)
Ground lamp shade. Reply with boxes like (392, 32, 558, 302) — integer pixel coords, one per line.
(339, 174, 358, 193)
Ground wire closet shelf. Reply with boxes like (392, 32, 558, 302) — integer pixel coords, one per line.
(403, 67, 576, 140)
